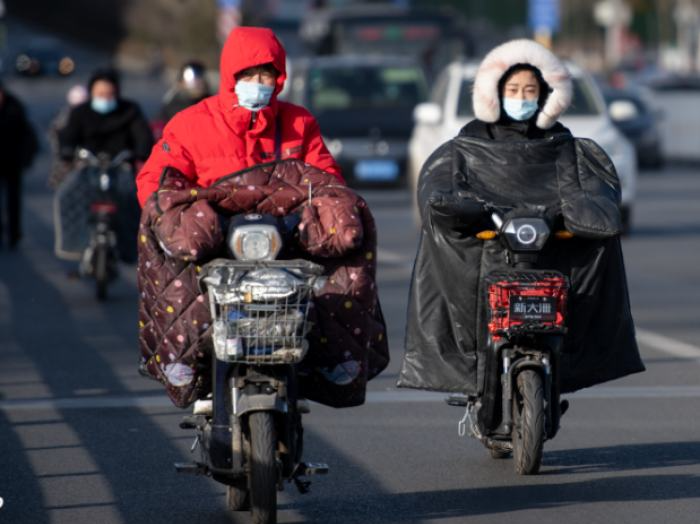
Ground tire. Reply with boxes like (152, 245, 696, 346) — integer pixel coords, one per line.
(248, 412, 278, 524)
(226, 483, 250, 511)
(512, 369, 545, 475)
(94, 244, 108, 301)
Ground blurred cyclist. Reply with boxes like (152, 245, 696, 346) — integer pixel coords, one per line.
(59, 68, 154, 164)
(48, 84, 88, 188)
(159, 61, 212, 123)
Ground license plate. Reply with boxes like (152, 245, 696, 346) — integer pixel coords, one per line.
(354, 160, 399, 181)
(509, 296, 557, 321)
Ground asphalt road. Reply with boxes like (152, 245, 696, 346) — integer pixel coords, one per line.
(2, 52, 700, 524)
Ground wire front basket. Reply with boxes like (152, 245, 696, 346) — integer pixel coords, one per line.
(203, 260, 323, 364)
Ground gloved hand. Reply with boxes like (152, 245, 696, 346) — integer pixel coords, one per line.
(425, 192, 485, 229)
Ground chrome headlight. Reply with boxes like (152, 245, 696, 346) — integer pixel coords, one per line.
(230, 225, 282, 261)
(503, 218, 550, 252)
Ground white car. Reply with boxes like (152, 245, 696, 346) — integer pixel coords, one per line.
(408, 61, 637, 231)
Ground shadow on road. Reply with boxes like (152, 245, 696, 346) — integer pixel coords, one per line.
(543, 441, 700, 474)
(0, 231, 237, 523)
(284, 473, 700, 523)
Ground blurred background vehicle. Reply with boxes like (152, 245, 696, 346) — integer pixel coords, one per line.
(641, 74, 700, 163)
(299, 2, 474, 81)
(409, 60, 638, 231)
(284, 54, 427, 186)
(602, 86, 664, 169)
(15, 47, 75, 77)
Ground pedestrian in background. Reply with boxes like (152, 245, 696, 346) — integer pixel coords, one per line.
(0, 82, 38, 250)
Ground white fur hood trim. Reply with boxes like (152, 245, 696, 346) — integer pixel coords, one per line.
(472, 39, 572, 130)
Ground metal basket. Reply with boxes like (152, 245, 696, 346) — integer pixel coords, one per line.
(203, 260, 322, 364)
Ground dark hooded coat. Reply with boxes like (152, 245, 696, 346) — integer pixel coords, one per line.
(397, 118, 644, 396)
(58, 99, 153, 161)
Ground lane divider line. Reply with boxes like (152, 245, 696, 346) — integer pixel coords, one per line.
(4, 385, 700, 411)
(636, 328, 700, 359)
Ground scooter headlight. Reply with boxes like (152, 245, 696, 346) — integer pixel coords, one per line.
(502, 218, 550, 252)
(230, 225, 282, 261)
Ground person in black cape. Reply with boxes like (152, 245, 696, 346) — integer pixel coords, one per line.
(398, 40, 644, 421)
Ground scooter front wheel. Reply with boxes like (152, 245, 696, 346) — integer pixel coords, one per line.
(248, 411, 278, 524)
(94, 244, 109, 301)
(226, 482, 250, 511)
(512, 369, 544, 475)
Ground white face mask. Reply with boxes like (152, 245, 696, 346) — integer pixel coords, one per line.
(503, 97, 539, 121)
(91, 96, 117, 114)
(234, 81, 274, 111)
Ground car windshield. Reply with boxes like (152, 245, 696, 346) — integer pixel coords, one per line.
(457, 76, 602, 117)
(306, 65, 427, 112)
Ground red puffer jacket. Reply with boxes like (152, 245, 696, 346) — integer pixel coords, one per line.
(136, 27, 343, 206)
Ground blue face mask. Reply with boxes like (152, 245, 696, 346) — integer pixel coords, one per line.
(235, 81, 275, 111)
(503, 97, 539, 121)
(91, 97, 117, 114)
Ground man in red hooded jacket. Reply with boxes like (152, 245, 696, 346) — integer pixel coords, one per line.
(136, 27, 343, 207)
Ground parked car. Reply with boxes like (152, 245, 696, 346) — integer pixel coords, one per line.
(641, 74, 700, 162)
(15, 48, 75, 77)
(408, 61, 638, 231)
(284, 55, 428, 186)
(602, 87, 664, 169)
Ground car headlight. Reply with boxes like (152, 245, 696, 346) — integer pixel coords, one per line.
(230, 225, 281, 261)
(59, 57, 75, 75)
(503, 218, 550, 252)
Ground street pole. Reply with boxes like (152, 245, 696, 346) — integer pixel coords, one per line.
(674, 0, 700, 72)
(529, 0, 559, 49)
(594, 0, 632, 69)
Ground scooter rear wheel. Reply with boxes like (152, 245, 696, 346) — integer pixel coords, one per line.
(248, 411, 277, 524)
(512, 369, 544, 475)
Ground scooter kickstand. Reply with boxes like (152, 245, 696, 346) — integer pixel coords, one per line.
(289, 462, 329, 494)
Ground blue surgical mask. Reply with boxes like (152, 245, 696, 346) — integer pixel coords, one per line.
(235, 81, 274, 111)
(503, 97, 539, 121)
(91, 97, 117, 114)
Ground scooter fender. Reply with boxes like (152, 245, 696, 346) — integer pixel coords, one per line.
(235, 391, 288, 417)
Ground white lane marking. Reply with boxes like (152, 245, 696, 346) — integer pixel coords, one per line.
(636, 328, 700, 360)
(0, 395, 174, 411)
(368, 386, 700, 402)
(4, 385, 700, 412)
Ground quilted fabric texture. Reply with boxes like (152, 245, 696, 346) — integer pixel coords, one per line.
(138, 159, 389, 408)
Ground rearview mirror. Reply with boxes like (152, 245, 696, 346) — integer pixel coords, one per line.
(413, 102, 442, 125)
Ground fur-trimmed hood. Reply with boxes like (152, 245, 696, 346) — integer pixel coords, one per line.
(473, 39, 572, 130)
